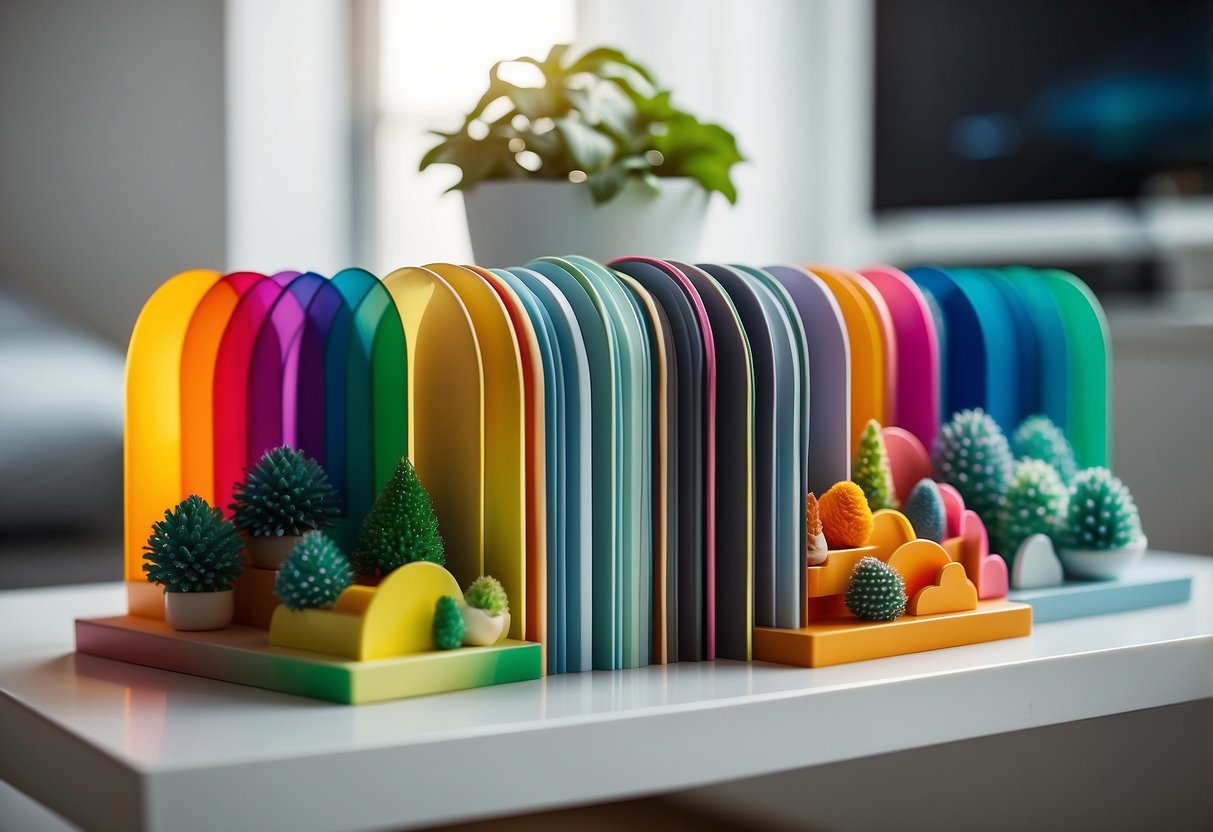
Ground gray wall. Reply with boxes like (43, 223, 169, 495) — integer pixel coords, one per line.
(0, 0, 225, 347)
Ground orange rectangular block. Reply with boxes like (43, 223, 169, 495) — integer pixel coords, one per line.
(806, 546, 878, 598)
(753, 600, 1031, 667)
(232, 567, 280, 629)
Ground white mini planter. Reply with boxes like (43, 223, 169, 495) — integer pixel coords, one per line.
(245, 533, 303, 570)
(461, 605, 511, 647)
(462, 178, 709, 267)
(1059, 536, 1147, 580)
(165, 589, 234, 631)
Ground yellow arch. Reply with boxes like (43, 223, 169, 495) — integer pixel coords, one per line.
(125, 269, 222, 617)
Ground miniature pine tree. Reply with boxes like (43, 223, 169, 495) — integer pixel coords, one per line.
(465, 575, 509, 616)
(143, 495, 244, 592)
(996, 459, 1068, 561)
(933, 408, 1013, 527)
(274, 532, 354, 611)
(818, 481, 874, 549)
(844, 557, 906, 621)
(433, 595, 464, 649)
(351, 457, 445, 578)
(1013, 415, 1078, 483)
(851, 419, 896, 511)
(231, 446, 340, 538)
(1062, 467, 1143, 551)
(903, 478, 946, 543)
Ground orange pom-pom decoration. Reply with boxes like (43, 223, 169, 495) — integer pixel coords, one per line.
(818, 481, 874, 549)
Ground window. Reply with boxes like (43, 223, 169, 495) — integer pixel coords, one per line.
(372, 0, 576, 271)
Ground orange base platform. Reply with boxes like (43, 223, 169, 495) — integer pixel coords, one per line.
(753, 600, 1031, 667)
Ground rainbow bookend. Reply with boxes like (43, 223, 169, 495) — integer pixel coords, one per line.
(80, 257, 1181, 698)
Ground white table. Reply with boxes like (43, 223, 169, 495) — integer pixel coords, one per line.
(2, 552, 1211, 832)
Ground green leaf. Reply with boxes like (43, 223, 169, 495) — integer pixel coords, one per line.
(554, 118, 617, 173)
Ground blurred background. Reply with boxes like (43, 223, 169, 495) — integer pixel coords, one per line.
(1, 2, 1211, 830)
(2, 0, 1210, 572)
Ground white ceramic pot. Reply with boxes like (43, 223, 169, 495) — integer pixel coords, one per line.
(1058, 536, 1147, 580)
(461, 178, 709, 267)
(244, 534, 303, 570)
(165, 589, 234, 631)
(461, 605, 511, 646)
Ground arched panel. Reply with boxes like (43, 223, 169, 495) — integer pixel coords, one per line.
(861, 266, 941, 451)
(125, 269, 222, 616)
(999, 266, 1070, 435)
(426, 263, 527, 643)
(908, 266, 986, 425)
(809, 264, 885, 453)
(765, 265, 851, 495)
(180, 271, 263, 503)
(382, 267, 485, 600)
(949, 267, 1019, 432)
(984, 269, 1042, 425)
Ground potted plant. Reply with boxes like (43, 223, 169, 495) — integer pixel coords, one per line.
(461, 575, 511, 646)
(420, 44, 744, 265)
(273, 532, 354, 611)
(231, 446, 340, 570)
(1058, 467, 1146, 579)
(143, 495, 244, 630)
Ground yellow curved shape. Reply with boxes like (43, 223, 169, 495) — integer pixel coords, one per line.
(125, 269, 221, 616)
(909, 561, 978, 616)
(467, 265, 546, 662)
(887, 539, 952, 600)
(425, 263, 526, 640)
(806, 265, 885, 452)
(832, 267, 897, 425)
(868, 509, 916, 559)
(270, 563, 464, 660)
(381, 267, 485, 591)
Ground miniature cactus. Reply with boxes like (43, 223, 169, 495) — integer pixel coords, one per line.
(274, 532, 354, 611)
(933, 409, 1013, 526)
(1013, 415, 1078, 483)
(818, 481, 874, 549)
(143, 495, 244, 592)
(844, 557, 907, 621)
(231, 445, 340, 538)
(903, 479, 946, 543)
(351, 458, 445, 578)
(997, 459, 1068, 561)
(1062, 467, 1143, 551)
(852, 419, 896, 511)
(433, 595, 465, 650)
(464, 575, 509, 616)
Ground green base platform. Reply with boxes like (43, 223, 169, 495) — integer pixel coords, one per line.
(75, 615, 542, 704)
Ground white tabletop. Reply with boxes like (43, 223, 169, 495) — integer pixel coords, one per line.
(2, 552, 1211, 832)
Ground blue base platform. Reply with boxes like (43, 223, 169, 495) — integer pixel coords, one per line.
(1009, 563, 1192, 623)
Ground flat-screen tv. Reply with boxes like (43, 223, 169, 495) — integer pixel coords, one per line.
(873, 0, 1213, 211)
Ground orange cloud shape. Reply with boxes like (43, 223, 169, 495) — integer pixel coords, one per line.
(887, 539, 951, 598)
(909, 561, 979, 616)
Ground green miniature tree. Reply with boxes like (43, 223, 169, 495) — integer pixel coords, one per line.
(933, 408, 1013, 527)
(274, 532, 354, 611)
(351, 457, 445, 578)
(903, 478, 946, 543)
(1062, 467, 1143, 551)
(231, 446, 340, 538)
(465, 575, 509, 616)
(844, 556, 907, 621)
(433, 596, 465, 649)
(852, 419, 896, 511)
(996, 459, 1068, 562)
(143, 495, 244, 592)
(1013, 415, 1078, 483)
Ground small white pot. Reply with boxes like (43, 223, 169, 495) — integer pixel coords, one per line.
(462, 178, 709, 267)
(244, 534, 304, 570)
(461, 605, 511, 646)
(1059, 536, 1147, 580)
(165, 590, 234, 631)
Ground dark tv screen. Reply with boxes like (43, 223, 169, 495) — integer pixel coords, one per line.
(873, 0, 1213, 211)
